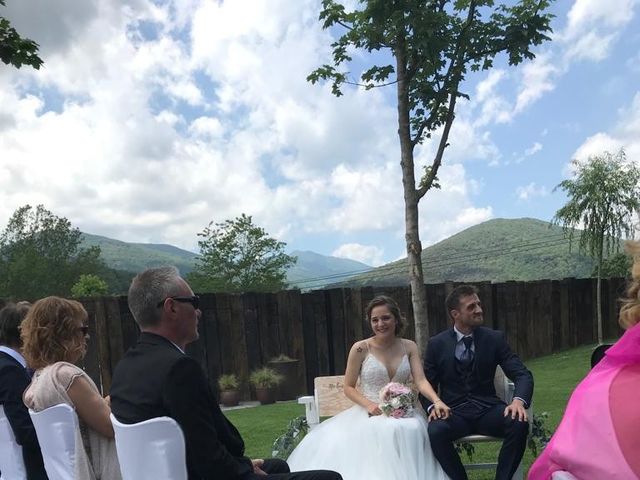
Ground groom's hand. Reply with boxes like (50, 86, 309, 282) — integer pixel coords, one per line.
(504, 399, 528, 422)
(428, 401, 451, 421)
(432, 400, 451, 420)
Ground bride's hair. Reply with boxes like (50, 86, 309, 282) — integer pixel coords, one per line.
(366, 295, 405, 336)
(619, 240, 640, 330)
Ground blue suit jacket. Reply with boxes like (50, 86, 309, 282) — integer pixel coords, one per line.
(421, 326, 533, 412)
(0, 350, 48, 479)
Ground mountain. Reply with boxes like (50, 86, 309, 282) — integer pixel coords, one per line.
(332, 218, 598, 287)
(80, 233, 198, 274)
(79, 234, 371, 289)
(287, 250, 372, 289)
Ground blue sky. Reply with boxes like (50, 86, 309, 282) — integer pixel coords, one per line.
(1, 0, 639, 267)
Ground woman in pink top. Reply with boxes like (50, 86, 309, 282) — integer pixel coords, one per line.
(529, 241, 640, 480)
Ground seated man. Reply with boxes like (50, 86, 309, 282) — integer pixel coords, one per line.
(110, 266, 341, 480)
(421, 285, 533, 480)
(0, 302, 48, 479)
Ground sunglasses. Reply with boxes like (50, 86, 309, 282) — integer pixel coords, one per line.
(78, 325, 90, 335)
(157, 295, 200, 310)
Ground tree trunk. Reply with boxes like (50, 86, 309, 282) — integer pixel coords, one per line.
(395, 38, 429, 352)
(596, 240, 604, 345)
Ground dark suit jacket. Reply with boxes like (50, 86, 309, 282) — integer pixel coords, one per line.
(110, 332, 253, 480)
(421, 327, 533, 412)
(0, 350, 48, 480)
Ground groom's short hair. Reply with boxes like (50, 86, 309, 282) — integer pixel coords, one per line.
(445, 285, 479, 319)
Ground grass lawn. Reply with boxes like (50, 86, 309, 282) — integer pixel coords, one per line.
(226, 342, 599, 479)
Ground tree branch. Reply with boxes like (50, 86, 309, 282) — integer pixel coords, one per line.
(411, 1, 477, 147)
(344, 79, 399, 89)
(416, 88, 458, 199)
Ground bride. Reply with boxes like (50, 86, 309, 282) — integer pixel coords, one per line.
(287, 295, 451, 480)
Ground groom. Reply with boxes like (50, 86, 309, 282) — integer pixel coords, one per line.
(421, 285, 533, 480)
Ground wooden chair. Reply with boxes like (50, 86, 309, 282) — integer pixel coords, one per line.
(298, 367, 530, 480)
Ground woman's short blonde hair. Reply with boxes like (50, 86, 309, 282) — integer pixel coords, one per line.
(21, 296, 88, 370)
(619, 240, 640, 330)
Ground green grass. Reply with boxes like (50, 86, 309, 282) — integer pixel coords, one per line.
(225, 402, 306, 459)
(227, 343, 598, 478)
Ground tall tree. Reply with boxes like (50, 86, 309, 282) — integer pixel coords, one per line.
(308, 0, 554, 347)
(0, 0, 43, 69)
(71, 274, 109, 297)
(188, 214, 297, 293)
(553, 149, 640, 344)
(0, 204, 104, 299)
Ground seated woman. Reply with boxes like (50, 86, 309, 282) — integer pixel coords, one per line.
(529, 241, 640, 479)
(287, 295, 451, 480)
(21, 296, 122, 480)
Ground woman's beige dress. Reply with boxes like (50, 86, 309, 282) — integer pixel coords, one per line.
(24, 362, 122, 480)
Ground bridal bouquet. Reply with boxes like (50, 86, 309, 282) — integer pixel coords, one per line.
(379, 382, 415, 418)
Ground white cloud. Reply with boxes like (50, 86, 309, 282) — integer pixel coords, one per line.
(516, 183, 549, 201)
(561, 0, 638, 62)
(570, 91, 640, 175)
(514, 54, 558, 114)
(419, 164, 493, 245)
(525, 142, 543, 156)
(572, 132, 623, 163)
(332, 244, 385, 267)
(0, 0, 528, 265)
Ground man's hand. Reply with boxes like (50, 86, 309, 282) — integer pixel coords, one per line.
(366, 402, 382, 416)
(432, 400, 451, 420)
(427, 400, 451, 422)
(251, 459, 267, 475)
(504, 398, 528, 422)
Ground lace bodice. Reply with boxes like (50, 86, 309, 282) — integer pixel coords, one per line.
(360, 353, 412, 402)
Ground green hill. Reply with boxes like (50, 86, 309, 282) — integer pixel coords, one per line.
(80, 233, 198, 275)
(334, 218, 598, 287)
(79, 235, 372, 289)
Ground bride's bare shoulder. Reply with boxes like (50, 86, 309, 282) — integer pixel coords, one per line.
(349, 339, 369, 356)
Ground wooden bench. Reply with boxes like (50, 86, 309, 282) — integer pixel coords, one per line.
(298, 367, 529, 480)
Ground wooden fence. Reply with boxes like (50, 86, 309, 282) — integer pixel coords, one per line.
(3, 277, 629, 398)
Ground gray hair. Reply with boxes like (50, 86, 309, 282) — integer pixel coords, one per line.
(128, 266, 183, 328)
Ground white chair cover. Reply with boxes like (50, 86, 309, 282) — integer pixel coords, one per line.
(0, 405, 27, 480)
(29, 404, 77, 480)
(110, 414, 187, 480)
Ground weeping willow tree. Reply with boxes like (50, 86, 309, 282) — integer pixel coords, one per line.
(553, 149, 640, 344)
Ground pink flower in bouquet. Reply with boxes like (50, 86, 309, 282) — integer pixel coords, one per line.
(379, 382, 411, 402)
(378, 382, 415, 418)
(391, 409, 405, 418)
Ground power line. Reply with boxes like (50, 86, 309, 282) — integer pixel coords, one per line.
(291, 231, 577, 286)
(292, 231, 571, 285)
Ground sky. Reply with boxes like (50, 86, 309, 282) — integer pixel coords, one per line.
(1, 0, 639, 267)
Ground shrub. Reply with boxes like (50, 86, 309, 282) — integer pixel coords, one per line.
(249, 367, 284, 389)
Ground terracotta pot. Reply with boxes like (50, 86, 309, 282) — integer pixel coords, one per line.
(267, 359, 300, 401)
(255, 387, 276, 405)
(220, 390, 240, 407)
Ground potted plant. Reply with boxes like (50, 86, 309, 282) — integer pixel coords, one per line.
(249, 367, 284, 405)
(267, 354, 301, 401)
(218, 373, 241, 407)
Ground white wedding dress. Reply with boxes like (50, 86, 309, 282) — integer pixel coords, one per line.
(287, 351, 449, 480)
